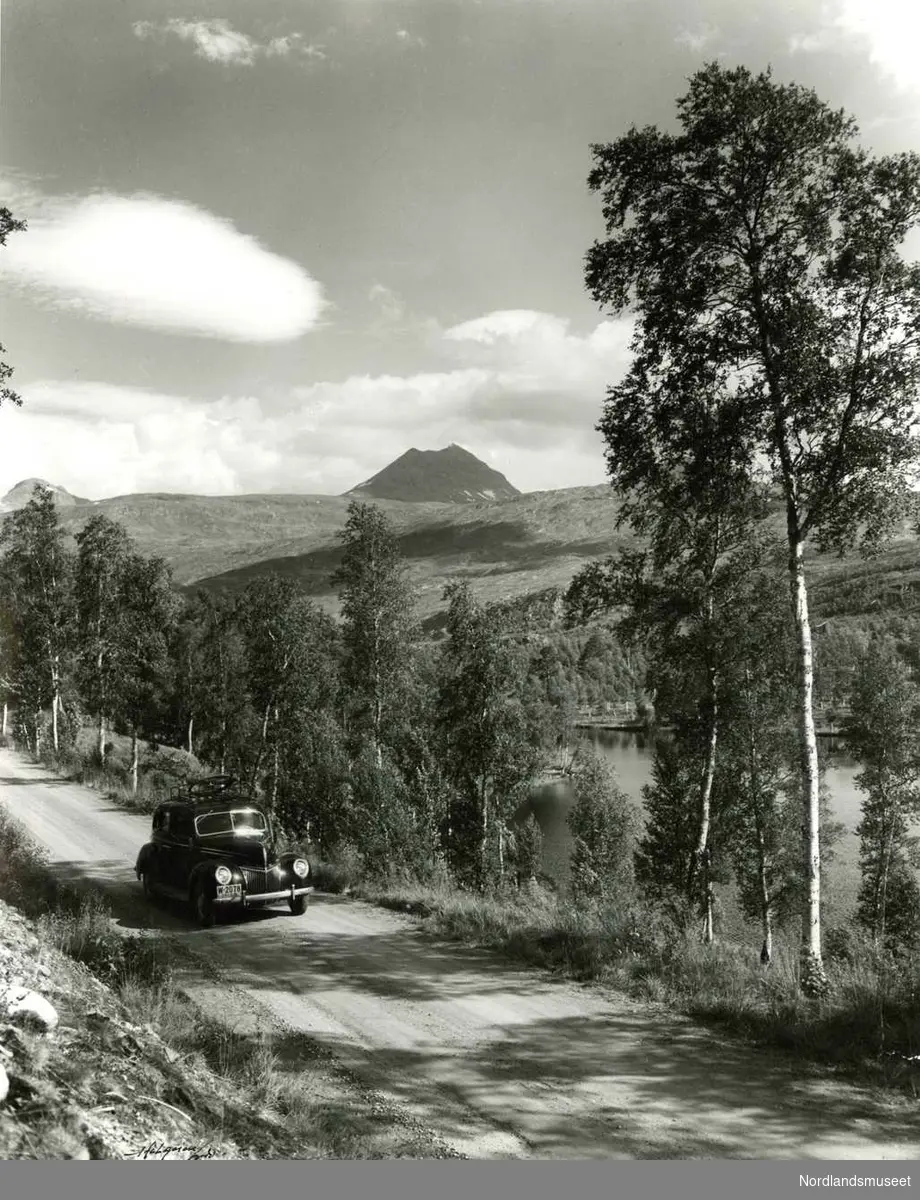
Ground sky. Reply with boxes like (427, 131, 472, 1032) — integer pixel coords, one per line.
(1, 0, 919, 500)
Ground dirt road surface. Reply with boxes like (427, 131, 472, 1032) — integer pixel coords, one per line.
(2, 748, 917, 1160)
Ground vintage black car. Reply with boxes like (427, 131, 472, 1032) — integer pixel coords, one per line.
(135, 776, 313, 927)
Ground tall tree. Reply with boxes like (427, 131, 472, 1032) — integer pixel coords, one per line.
(185, 591, 253, 776)
(0, 208, 27, 409)
(0, 485, 74, 752)
(584, 64, 920, 993)
(74, 515, 133, 763)
(116, 553, 177, 793)
(237, 575, 300, 797)
(332, 502, 416, 765)
(436, 582, 541, 889)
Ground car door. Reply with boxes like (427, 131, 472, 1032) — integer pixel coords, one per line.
(170, 807, 196, 897)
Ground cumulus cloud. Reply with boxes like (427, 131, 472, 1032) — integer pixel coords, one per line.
(834, 0, 920, 92)
(133, 19, 326, 67)
(1, 310, 630, 498)
(790, 1, 920, 94)
(2, 190, 326, 342)
(442, 309, 633, 408)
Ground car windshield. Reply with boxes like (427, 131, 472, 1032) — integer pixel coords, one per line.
(195, 809, 269, 838)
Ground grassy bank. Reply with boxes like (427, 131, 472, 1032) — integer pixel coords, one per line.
(316, 871, 920, 1094)
(0, 804, 456, 1159)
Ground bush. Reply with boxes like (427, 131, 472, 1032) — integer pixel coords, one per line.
(512, 812, 544, 886)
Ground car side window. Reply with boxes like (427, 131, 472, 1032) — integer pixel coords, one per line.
(173, 810, 194, 841)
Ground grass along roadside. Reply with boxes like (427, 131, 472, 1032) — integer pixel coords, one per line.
(16, 736, 920, 1096)
(0, 803, 460, 1159)
(314, 870, 920, 1095)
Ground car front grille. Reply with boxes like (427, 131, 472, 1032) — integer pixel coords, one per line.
(241, 867, 277, 894)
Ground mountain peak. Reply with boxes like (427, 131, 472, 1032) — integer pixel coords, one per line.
(0, 479, 92, 513)
(346, 445, 521, 504)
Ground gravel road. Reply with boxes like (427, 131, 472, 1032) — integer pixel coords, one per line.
(2, 747, 917, 1160)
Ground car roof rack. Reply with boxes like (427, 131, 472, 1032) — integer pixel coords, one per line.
(173, 774, 240, 802)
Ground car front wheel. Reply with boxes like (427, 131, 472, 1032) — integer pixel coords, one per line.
(192, 882, 215, 928)
(140, 870, 156, 902)
(289, 894, 308, 916)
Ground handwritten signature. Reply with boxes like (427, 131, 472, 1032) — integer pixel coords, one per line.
(135, 1141, 220, 1161)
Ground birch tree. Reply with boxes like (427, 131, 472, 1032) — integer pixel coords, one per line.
(0, 485, 74, 752)
(332, 502, 415, 766)
(116, 553, 176, 793)
(436, 582, 540, 889)
(180, 591, 252, 776)
(584, 64, 920, 993)
(74, 515, 132, 763)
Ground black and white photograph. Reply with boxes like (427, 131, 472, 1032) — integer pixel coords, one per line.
(1, 0, 919, 1179)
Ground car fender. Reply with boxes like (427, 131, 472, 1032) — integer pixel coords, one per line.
(136, 843, 155, 877)
(188, 860, 241, 900)
(278, 851, 310, 880)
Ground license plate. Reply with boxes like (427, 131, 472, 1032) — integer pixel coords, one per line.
(216, 884, 242, 899)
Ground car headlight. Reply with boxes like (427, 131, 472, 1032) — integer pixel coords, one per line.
(292, 858, 309, 879)
(215, 865, 232, 885)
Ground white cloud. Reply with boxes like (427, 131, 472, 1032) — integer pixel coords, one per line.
(443, 309, 633, 401)
(266, 34, 327, 61)
(676, 25, 720, 53)
(133, 19, 326, 67)
(790, 1, 920, 94)
(834, 0, 920, 92)
(0, 310, 630, 498)
(2, 190, 326, 343)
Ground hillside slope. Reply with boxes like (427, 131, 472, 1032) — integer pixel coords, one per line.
(58, 493, 456, 587)
(15, 477, 920, 632)
(184, 486, 629, 620)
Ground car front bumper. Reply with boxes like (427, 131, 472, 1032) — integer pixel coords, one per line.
(238, 884, 314, 905)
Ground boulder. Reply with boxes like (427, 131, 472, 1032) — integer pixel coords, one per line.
(4, 987, 59, 1033)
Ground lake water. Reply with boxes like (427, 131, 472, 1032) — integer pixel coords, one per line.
(524, 728, 867, 923)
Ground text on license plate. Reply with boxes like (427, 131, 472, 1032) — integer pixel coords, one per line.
(216, 884, 242, 899)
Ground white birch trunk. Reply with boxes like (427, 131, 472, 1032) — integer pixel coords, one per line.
(130, 728, 139, 795)
(790, 537, 827, 994)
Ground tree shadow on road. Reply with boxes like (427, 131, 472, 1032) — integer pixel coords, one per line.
(215, 1010, 920, 1159)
